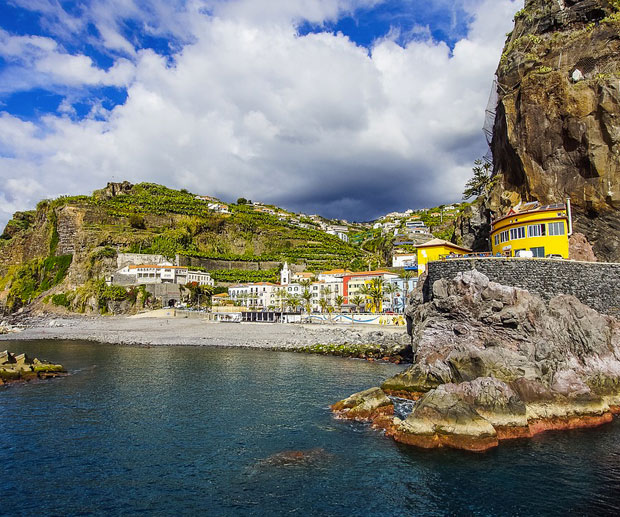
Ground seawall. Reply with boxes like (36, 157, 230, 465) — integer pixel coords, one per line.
(424, 258, 620, 316)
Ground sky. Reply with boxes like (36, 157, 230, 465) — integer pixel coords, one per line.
(0, 0, 522, 227)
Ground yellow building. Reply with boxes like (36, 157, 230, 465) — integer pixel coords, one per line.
(415, 239, 472, 276)
(490, 202, 569, 258)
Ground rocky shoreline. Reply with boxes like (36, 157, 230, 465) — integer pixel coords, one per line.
(332, 270, 620, 452)
(0, 315, 412, 361)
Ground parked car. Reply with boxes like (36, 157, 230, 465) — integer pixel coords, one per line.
(515, 250, 534, 258)
(546, 254, 564, 259)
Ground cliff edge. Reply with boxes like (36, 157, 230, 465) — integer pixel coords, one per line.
(489, 0, 620, 260)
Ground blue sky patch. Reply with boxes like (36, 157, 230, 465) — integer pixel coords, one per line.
(298, 0, 473, 50)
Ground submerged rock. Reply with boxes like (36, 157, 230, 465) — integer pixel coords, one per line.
(333, 271, 620, 452)
(258, 448, 332, 468)
(0, 350, 66, 385)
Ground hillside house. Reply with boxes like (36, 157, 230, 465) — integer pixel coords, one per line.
(490, 202, 570, 258)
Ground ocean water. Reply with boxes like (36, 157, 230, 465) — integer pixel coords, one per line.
(1, 340, 620, 516)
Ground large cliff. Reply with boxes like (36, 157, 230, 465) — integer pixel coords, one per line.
(489, 0, 620, 260)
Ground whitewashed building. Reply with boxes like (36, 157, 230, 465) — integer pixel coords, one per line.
(113, 263, 213, 286)
(392, 253, 418, 268)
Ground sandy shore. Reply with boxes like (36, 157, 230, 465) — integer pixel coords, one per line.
(0, 315, 410, 350)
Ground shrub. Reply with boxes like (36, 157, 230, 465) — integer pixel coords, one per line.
(51, 293, 71, 308)
(129, 214, 146, 229)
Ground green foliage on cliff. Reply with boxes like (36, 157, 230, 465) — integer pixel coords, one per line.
(0, 211, 35, 240)
(51, 293, 71, 308)
(5, 255, 73, 311)
(209, 268, 279, 284)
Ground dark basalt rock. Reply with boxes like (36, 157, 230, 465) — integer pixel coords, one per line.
(488, 0, 620, 261)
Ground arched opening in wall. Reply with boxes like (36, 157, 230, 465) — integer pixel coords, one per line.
(168, 299, 176, 308)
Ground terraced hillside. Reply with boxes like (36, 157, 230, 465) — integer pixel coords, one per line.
(0, 182, 366, 313)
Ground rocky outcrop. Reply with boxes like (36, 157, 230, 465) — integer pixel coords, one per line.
(331, 387, 394, 421)
(0, 350, 66, 385)
(332, 270, 620, 451)
(489, 0, 620, 261)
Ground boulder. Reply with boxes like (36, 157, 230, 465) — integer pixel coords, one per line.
(390, 388, 498, 452)
(334, 270, 620, 451)
(331, 387, 393, 421)
(0, 351, 66, 385)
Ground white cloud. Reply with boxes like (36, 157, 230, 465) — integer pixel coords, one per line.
(0, 30, 135, 93)
(0, 0, 521, 229)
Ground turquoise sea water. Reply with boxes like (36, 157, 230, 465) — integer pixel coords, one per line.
(1, 340, 620, 516)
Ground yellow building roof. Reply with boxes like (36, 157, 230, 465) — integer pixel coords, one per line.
(415, 239, 472, 253)
(492, 203, 566, 226)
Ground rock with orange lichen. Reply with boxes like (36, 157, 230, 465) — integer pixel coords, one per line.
(333, 270, 620, 452)
(391, 388, 498, 452)
(331, 387, 393, 421)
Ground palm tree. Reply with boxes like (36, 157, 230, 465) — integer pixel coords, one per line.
(335, 295, 344, 313)
(350, 295, 365, 313)
(301, 288, 313, 314)
(400, 269, 415, 307)
(384, 283, 397, 312)
(319, 298, 329, 314)
(359, 277, 385, 313)
(275, 287, 288, 312)
(287, 294, 302, 312)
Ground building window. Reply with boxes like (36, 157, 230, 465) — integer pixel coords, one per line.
(510, 226, 525, 240)
(494, 235, 499, 246)
(548, 222, 565, 236)
(528, 224, 546, 238)
(500, 230, 509, 243)
(530, 246, 545, 257)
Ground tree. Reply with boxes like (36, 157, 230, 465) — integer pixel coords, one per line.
(319, 298, 329, 313)
(237, 197, 248, 205)
(350, 295, 365, 313)
(301, 288, 313, 313)
(400, 269, 415, 310)
(287, 294, 302, 312)
(129, 214, 146, 229)
(335, 295, 344, 313)
(183, 282, 214, 308)
(384, 282, 397, 312)
(275, 288, 288, 312)
(359, 277, 385, 313)
(462, 159, 494, 200)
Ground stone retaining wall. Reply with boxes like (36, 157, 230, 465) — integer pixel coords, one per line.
(176, 255, 281, 271)
(425, 258, 620, 316)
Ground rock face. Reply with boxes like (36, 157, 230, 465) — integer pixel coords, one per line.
(0, 350, 66, 385)
(332, 270, 620, 451)
(490, 0, 620, 261)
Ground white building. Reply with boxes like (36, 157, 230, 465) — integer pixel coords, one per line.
(326, 225, 349, 242)
(280, 262, 291, 285)
(207, 202, 230, 214)
(228, 282, 281, 309)
(114, 263, 213, 286)
(392, 253, 417, 268)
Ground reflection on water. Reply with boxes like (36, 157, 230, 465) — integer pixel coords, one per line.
(1, 340, 619, 516)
